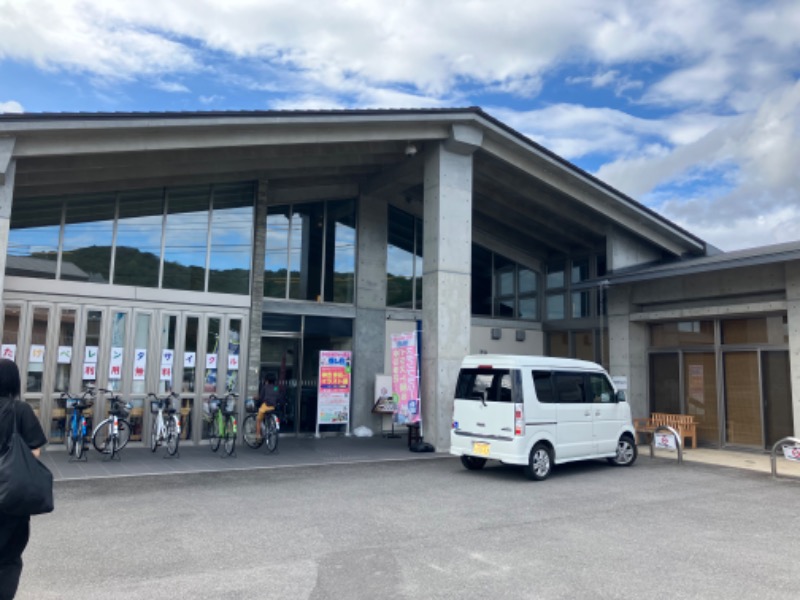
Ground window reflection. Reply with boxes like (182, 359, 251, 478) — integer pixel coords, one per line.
(209, 183, 253, 295)
(6, 197, 62, 279)
(326, 199, 356, 303)
(63, 194, 115, 283)
(115, 190, 163, 288)
(264, 206, 290, 298)
(163, 186, 210, 291)
(289, 203, 324, 301)
(387, 206, 416, 308)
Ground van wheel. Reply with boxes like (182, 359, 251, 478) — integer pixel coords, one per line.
(460, 455, 487, 471)
(608, 435, 637, 466)
(524, 443, 552, 481)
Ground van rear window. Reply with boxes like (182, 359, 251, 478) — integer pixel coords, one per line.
(455, 368, 520, 403)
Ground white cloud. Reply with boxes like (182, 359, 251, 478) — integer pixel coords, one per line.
(153, 81, 190, 93)
(0, 100, 23, 113)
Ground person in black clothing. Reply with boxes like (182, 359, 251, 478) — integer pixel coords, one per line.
(0, 359, 48, 600)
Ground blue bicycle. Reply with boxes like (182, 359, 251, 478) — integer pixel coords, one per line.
(61, 388, 95, 461)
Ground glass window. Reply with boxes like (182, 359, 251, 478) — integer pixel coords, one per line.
(114, 189, 163, 288)
(455, 368, 515, 403)
(588, 373, 614, 403)
(494, 255, 515, 318)
(26, 307, 49, 393)
(414, 217, 423, 309)
(571, 258, 590, 283)
(554, 372, 586, 403)
(519, 268, 537, 295)
(548, 332, 569, 357)
(159, 315, 177, 394)
(131, 313, 150, 395)
(163, 186, 210, 291)
(289, 202, 324, 301)
(722, 317, 787, 345)
(546, 261, 565, 289)
(183, 317, 199, 393)
(204, 317, 221, 394)
(2, 306, 21, 346)
(574, 330, 594, 361)
(108, 312, 127, 392)
(83, 310, 102, 388)
(226, 319, 241, 393)
(6, 197, 62, 279)
(651, 321, 714, 347)
(532, 371, 555, 403)
(62, 194, 115, 283)
(209, 183, 254, 295)
(54, 309, 76, 393)
(387, 206, 415, 309)
(546, 293, 565, 320)
(325, 199, 356, 303)
(650, 353, 680, 413)
(684, 353, 718, 445)
(471, 245, 492, 316)
(264, 206, 291, 298)
(571, 291, 591, 318)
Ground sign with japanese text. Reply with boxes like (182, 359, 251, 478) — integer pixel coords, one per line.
(227, 354, 239, 370)
(184, 352, 196, 368)
(82, 363, 97, 380)
(317, 350, 351, 426)
(133, 349, 147, 381)
(655, 432, 678, 450)
(85, 346, 99, 364)
(57, 346, 72, 364)
(391, 332, 420, 425)
(1, 344, 16, 361)
(161, 349, 174, 366)
(783, 445, 800, 462)
(160, 364, 173, 382)
(29, 345, 45, 364)
(206, 353, 218, 370)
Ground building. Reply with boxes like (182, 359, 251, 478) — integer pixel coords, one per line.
(0, 108, 797, 451)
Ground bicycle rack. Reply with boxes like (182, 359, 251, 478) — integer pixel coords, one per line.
(770, 436, 800, 479)
(649, 425, 684, 465)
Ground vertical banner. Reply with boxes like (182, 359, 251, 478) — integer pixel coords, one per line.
(391, 331, 420, 426)
(317, 350, 352, 436)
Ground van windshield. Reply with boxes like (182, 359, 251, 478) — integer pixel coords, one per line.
(455, 368, 520, 403)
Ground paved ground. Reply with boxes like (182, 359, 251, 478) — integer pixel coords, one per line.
(17, 441, 800, 600)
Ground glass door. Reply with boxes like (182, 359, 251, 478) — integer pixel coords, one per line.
(762, 350, 793, 447)
(261, 336, 300, 434)
(723, 351, 762, 447)
(683, 353, 718, 446)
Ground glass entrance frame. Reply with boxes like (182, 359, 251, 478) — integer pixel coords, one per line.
(648, 316, 791, 449)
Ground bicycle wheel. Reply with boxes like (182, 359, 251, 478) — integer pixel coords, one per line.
(92, 419, 113, 454)
(265, 414, 279, 453)
(209, 415, 221, 452)
(66, 414, 76, 456)
(117, 419, 132, 450)
(74, 419, 85, 460)
(242, 414, 263, 449)
(166, 416, 179, 456)
(150, 416, 159, 452)
(223, 415, 236, 456)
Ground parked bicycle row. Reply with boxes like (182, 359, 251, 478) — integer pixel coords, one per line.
(61, 387, 280, 461)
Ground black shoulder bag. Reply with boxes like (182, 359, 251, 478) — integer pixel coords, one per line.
(0, 402, 54, 516)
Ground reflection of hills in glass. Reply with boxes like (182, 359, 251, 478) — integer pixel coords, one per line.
(16, 246, 250, 294)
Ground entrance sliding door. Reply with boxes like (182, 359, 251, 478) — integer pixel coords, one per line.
(261, 336, 299, 434)
(723, 352, 762, 447)
(762, 350, 793, 447)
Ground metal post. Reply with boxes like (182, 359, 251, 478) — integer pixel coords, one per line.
(650, 425, 683, 464)
(770, 436, 800, 479)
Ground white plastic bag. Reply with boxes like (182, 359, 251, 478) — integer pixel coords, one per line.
(353, 426, 373, 438)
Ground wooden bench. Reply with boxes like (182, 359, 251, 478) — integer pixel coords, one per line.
(634, 412, 698, 449)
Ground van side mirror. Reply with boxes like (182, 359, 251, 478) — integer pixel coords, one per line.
(616, 390, 626, 403)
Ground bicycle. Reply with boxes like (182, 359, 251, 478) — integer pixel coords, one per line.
(91, 390, 133, 461)
(207, 393, 237, 456)
(242, 398, 279, 453)
(61, 387, 95, 461)
(148, 391, 180, 457)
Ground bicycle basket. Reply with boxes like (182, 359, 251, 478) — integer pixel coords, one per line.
(114, 401, 131, 418)
(209, 398, 220, 413)
(65, 397, 79, 409)
(224, 398, 236, 413)
(245, 398, 256, 413)
(150, 399, 163, 414)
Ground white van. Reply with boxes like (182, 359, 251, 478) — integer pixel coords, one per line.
(450, 355, 637, 480)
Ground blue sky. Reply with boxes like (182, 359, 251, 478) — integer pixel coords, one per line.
(2, 0, 800, 251)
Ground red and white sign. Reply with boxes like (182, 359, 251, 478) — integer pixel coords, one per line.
(82, 363, 97, 380)
(783, 445, 800, 462)
(655, 433, 678, 450)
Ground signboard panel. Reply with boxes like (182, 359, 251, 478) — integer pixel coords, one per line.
(317, 350, 352, 429)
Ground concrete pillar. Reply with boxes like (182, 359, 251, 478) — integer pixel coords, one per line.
(421, 126, 480, 450)
(0, 142, 15, 298)
(607, 284, 648, 418)
(786, 262, 800, 437)
(353, 194, 388, 431)
(245, 178, 268, 401)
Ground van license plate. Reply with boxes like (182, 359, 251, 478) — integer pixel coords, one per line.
(472, 442, 490, 456)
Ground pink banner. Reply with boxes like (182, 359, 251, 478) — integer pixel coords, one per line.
(391, 332, 420, 425)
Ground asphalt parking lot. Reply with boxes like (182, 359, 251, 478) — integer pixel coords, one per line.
(17, 452, 800, 600)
